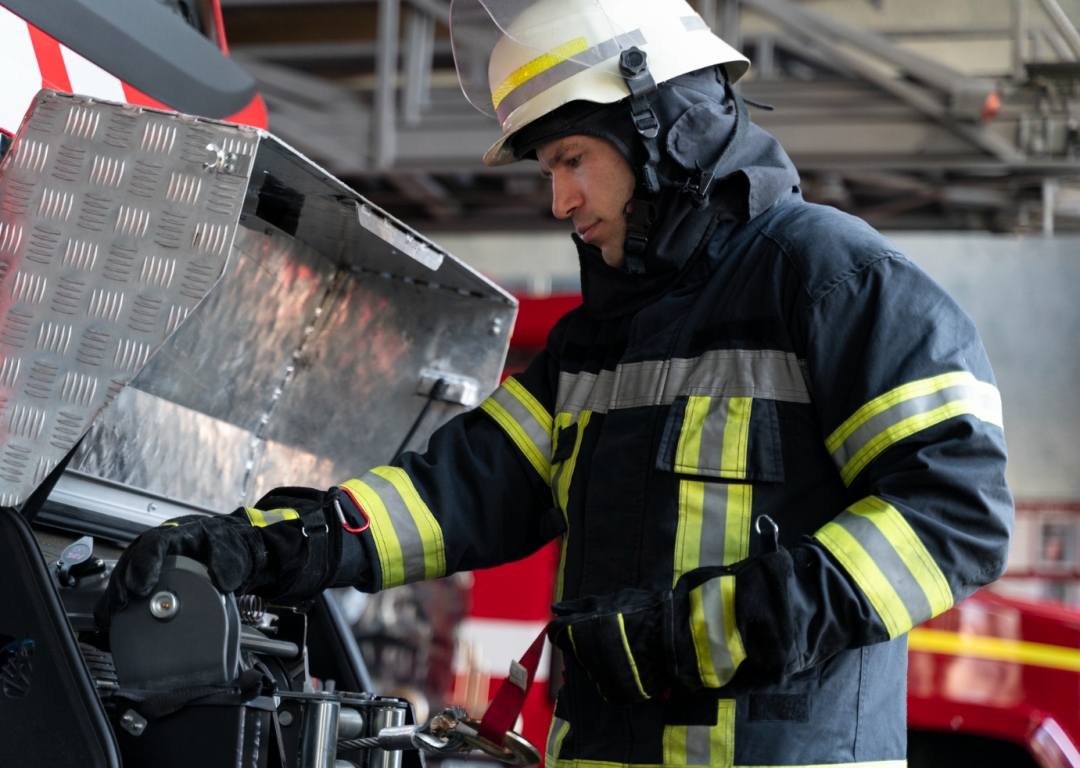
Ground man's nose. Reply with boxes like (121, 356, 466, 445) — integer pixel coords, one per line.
(551, 175, 583, 220)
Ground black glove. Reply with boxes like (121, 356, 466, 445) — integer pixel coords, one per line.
(94, 486, 356, 628)
(548, 549, 795, 706)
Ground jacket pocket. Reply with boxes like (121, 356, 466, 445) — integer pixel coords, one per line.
(659, 396, 783, 584)
(656, 395, 784, 482)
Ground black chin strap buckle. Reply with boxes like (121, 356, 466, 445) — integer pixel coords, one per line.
(619, 46, 660, 263)
(623, 196, 656, 274)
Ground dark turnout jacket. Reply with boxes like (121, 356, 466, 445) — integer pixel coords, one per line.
(337, 130, 1013, 767)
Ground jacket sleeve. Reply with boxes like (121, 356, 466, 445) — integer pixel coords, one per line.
(759, 250, 1014, 677)
(335, 340, 563, 593)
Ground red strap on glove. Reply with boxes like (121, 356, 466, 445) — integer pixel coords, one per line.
(477, 628, 548, 745)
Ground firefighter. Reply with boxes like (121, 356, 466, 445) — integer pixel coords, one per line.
(98, 0, 1014, 764)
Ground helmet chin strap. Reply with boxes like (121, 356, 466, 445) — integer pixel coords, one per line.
(620, 47, 660, 276)
(618, 57, 750, 274)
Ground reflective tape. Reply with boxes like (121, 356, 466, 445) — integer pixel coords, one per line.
(479, 376, 553, 483)
(616, 613, 650, 700)
(341, 468, 446, 589)
(673, 480, 752, 586)
(552, 411, 592, 514)
(674, 396, 753, 478)
(556, 349, 810, 418)
(662, 700, 735, 767)
(552, 410, 591, 602)
(827, 371, 1003, 485)
(546, 717, 570, 764)
(815, 496, 953, 638)
(493, 30, 646, 123)
(244, 507, 300, 527)
(688, 576, 745, 688)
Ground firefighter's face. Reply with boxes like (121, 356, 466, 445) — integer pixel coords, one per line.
(537, 135, 636, 268)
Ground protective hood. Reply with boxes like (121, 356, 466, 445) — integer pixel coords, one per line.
(512, 66, 800, 319)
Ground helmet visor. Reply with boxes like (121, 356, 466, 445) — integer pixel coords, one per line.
(450, 0, 636, 122)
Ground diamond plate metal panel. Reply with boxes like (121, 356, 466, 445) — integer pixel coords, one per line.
(0, 90, 255, 505)
(0, 90, 515, 521)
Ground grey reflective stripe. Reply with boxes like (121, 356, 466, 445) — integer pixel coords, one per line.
(698, 577, 740, 682)
(260, 508, 296, 525)
(360, 471, 431, 585)
(681, 15, 710, 32)
(556, 369, 614, 415)
(556, 349, 810, 416)
(495, 30, 647, 124)
(546, 717, 569, 761)
(699, 483, 730, 566)
(488, 382, 553, 470)
(685, 725, 712, 764)
(832, 509, 933, 626)
(695, 398, 733, 473)
(831, 381, 1001, 471)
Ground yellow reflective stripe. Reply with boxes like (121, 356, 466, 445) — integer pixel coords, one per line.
(491, 37, 589, 110)
(815, 496, 953, 638)
(662, 724, 688, 766)
(826, 371, 1002, 486)
(160, 521, 178, 527)
(720, 397, 752, 477)
(673, 481, 752, 587)
(554, 410, 592, 514)
(723, 484, 752, 565)
(244, 507, 300, 527)
(815, 520, 910, 638)
(853, 497, 952, 618)
(556, 762, 905, 768)
(688, 576, 745, 688)
(555, 532, 568, 602)
(674, 395, 709, 472)
(546, 717, 570, 763)
(688, 585, 718, 686)
(371, 466, 446, 580)
(552, 410, 590, 603)
(616, 613, 650, 700)
(340, 477, 405, 588)
(714, 700, 735, 768)
(673, 479, 706, 585)
(909, 627, 1080, 672)
(673, 396, 753, 479)
(480, 377, 553, 482)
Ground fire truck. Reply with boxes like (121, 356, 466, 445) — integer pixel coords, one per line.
(2, 2, 1080, 768)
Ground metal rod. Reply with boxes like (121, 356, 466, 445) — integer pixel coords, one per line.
(1014, 0, 1030, 78)
(721, 0, 742, 51)
(1043, 177, 1057, 235)
(374, 0, 401, 170)
(403, 9, 435, 126)
(300, 697, 341, 768)
(1033, 0, 1080, 59)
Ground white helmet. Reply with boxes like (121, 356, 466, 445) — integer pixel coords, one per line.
(451, 0, 749, 167)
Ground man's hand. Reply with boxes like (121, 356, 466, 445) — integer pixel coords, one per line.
(94, 486, 355, 628)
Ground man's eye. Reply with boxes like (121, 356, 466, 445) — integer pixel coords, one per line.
(567, 156, 581, 168)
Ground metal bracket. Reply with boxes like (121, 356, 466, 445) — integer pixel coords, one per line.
(416, 369, 480, 407)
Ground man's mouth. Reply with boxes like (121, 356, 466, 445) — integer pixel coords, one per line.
(576, 221, 599, 242)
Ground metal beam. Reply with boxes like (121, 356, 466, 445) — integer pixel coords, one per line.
(1033, 0, 1080, 60)
(374, 0, 401, 170)
(743, 0, 999, 121)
